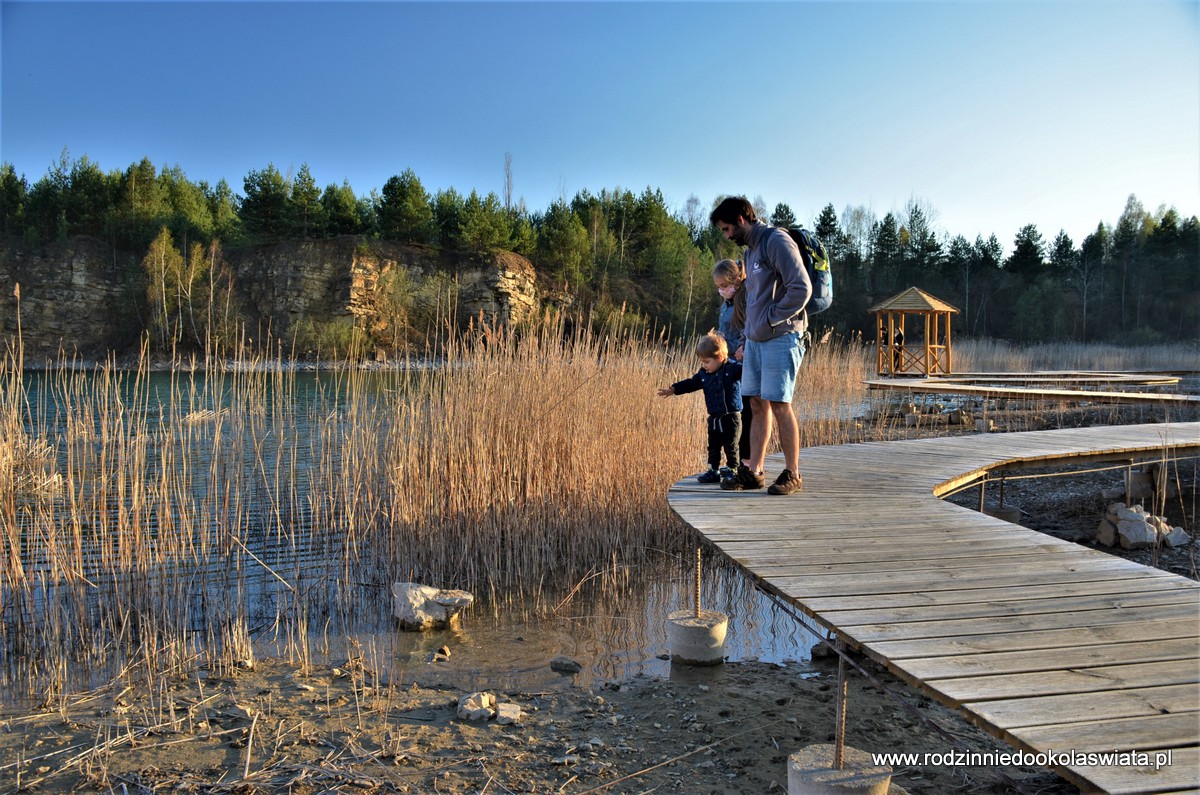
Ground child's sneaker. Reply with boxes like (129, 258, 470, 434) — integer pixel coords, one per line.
(718, 465, 735, 482)
(720, 464, 766, 491)
(696, 468, 722, 484)
(767, 469, 803, 495)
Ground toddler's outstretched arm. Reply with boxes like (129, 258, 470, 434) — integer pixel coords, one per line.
(657, 386, 675, 397)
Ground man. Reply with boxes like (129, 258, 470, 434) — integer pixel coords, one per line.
(710, 196, 810, 495)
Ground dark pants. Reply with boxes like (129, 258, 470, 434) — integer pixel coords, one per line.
(738, 401, 753, 463)
(707, 412, 742, 470)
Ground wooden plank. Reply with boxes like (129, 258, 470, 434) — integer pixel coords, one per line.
(1064, 746, 1199, 795)
(896, 637, 1198, 681)
(696, 523, 1018, 541)
(863, 615, 1198, 657)
(844, 604, 1200, 646)
(963, 684, 1200, 729)
(745, 547, 1109, 577)
(797, 572, 1183, 612)
(719, 537, 1071, 566)
(1008, 712, 1200, 753)
(766, 557, 1163, 598)
(918, 660, 1200, 705)
(822, 584, 1199, 626)
(865, 378, 1200, 405)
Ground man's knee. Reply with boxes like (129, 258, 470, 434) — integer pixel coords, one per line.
(769, 400, 796, 419)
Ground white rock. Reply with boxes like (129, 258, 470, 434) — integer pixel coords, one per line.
(1095, 518, 1117, 547)
(457, 692, 496, 721)
(392, 582, 474, 631)
(1163, 527, 1192, 548)
(1116, 507, 1144, 523)
(1117, 519, 1157, 550)
(495, 703, 523, 725)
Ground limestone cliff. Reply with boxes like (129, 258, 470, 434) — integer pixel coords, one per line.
(0, 237, 142, 359)
(0, 235, 542, 359)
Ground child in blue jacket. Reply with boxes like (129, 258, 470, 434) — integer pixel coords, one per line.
(658, 331, 743, 483)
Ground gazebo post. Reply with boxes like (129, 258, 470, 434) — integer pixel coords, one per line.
(945, 311, 953, 374)
(924, 312, 931, 375)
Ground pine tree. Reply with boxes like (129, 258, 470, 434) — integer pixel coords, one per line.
(378, 169, 436, 243)
(288, 163, 324, 239)
(1004, 224, 1045, 277)
(321, 181, 361, 236)
(240, 164, 290, 241)
(770, 202, 796, 228)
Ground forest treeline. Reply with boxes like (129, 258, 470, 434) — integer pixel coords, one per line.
(1, 150, 1197, 350)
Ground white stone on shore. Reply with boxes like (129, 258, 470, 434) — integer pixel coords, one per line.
(1117, 518, 1157, 550)
(495, 703, 523, 725)
(392, 582, 474, 631)
(1164, 527, 1192, 548)
(457, 691, 496, 721)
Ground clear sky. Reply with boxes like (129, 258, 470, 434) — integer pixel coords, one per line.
(3, 0, 1197, 250)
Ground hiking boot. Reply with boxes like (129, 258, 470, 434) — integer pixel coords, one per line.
(767, 469, 803, 495)
(696, 468, 722, 484)
(720, 464, 766, 491)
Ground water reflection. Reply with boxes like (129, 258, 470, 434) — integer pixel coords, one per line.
(4, 368, 816, 700)
(333, 558, 817, 694)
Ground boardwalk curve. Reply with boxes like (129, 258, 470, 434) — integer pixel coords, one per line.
(667, 422, 1200, 794)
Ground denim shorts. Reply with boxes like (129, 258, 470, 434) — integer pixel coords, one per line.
(742, 332, 805, 403)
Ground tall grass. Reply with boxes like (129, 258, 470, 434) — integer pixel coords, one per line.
(0, 316, 879, 697)
(23, 324, 1188, 698)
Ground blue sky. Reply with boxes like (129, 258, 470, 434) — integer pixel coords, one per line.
(2, 0, 1197, 250)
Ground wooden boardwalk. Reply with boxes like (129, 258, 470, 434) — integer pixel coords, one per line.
(865, 376, 1200, 406)
(668, 422, 1200, 794)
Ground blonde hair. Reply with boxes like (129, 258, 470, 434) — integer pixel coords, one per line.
(712, 258, 745, 286)
(695, 331, 728, 360)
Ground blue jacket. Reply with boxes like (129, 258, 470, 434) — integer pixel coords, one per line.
(717, 297, 744, 355)
(671, 360, 742, 417)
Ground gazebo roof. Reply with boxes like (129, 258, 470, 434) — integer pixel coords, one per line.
(869, 287, 960, 314)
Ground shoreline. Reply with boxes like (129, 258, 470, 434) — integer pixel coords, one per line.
(0, 656, 1077, 794)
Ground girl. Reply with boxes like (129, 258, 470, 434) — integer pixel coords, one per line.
(712, 259, 752, 474)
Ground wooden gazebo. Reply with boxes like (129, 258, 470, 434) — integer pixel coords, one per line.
(869, 287, 959, 376)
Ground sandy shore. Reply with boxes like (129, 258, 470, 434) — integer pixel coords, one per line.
(0, 653, 1076, 794)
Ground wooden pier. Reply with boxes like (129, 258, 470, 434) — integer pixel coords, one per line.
(866, 373, 1200, 407)
(667, 422, 1200, 794)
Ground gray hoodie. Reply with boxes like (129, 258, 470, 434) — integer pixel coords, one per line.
(743, 221, 812, 342)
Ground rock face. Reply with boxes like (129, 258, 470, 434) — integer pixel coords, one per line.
(232, 238, 539, 347)
(1, 235, 541, 357)
(0, 237, 142, 358)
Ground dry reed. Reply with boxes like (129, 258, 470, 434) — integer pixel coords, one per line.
(6, 320, 1189, 699)
(954, 339, 1200, 373)
(1, 313, 732, 696)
